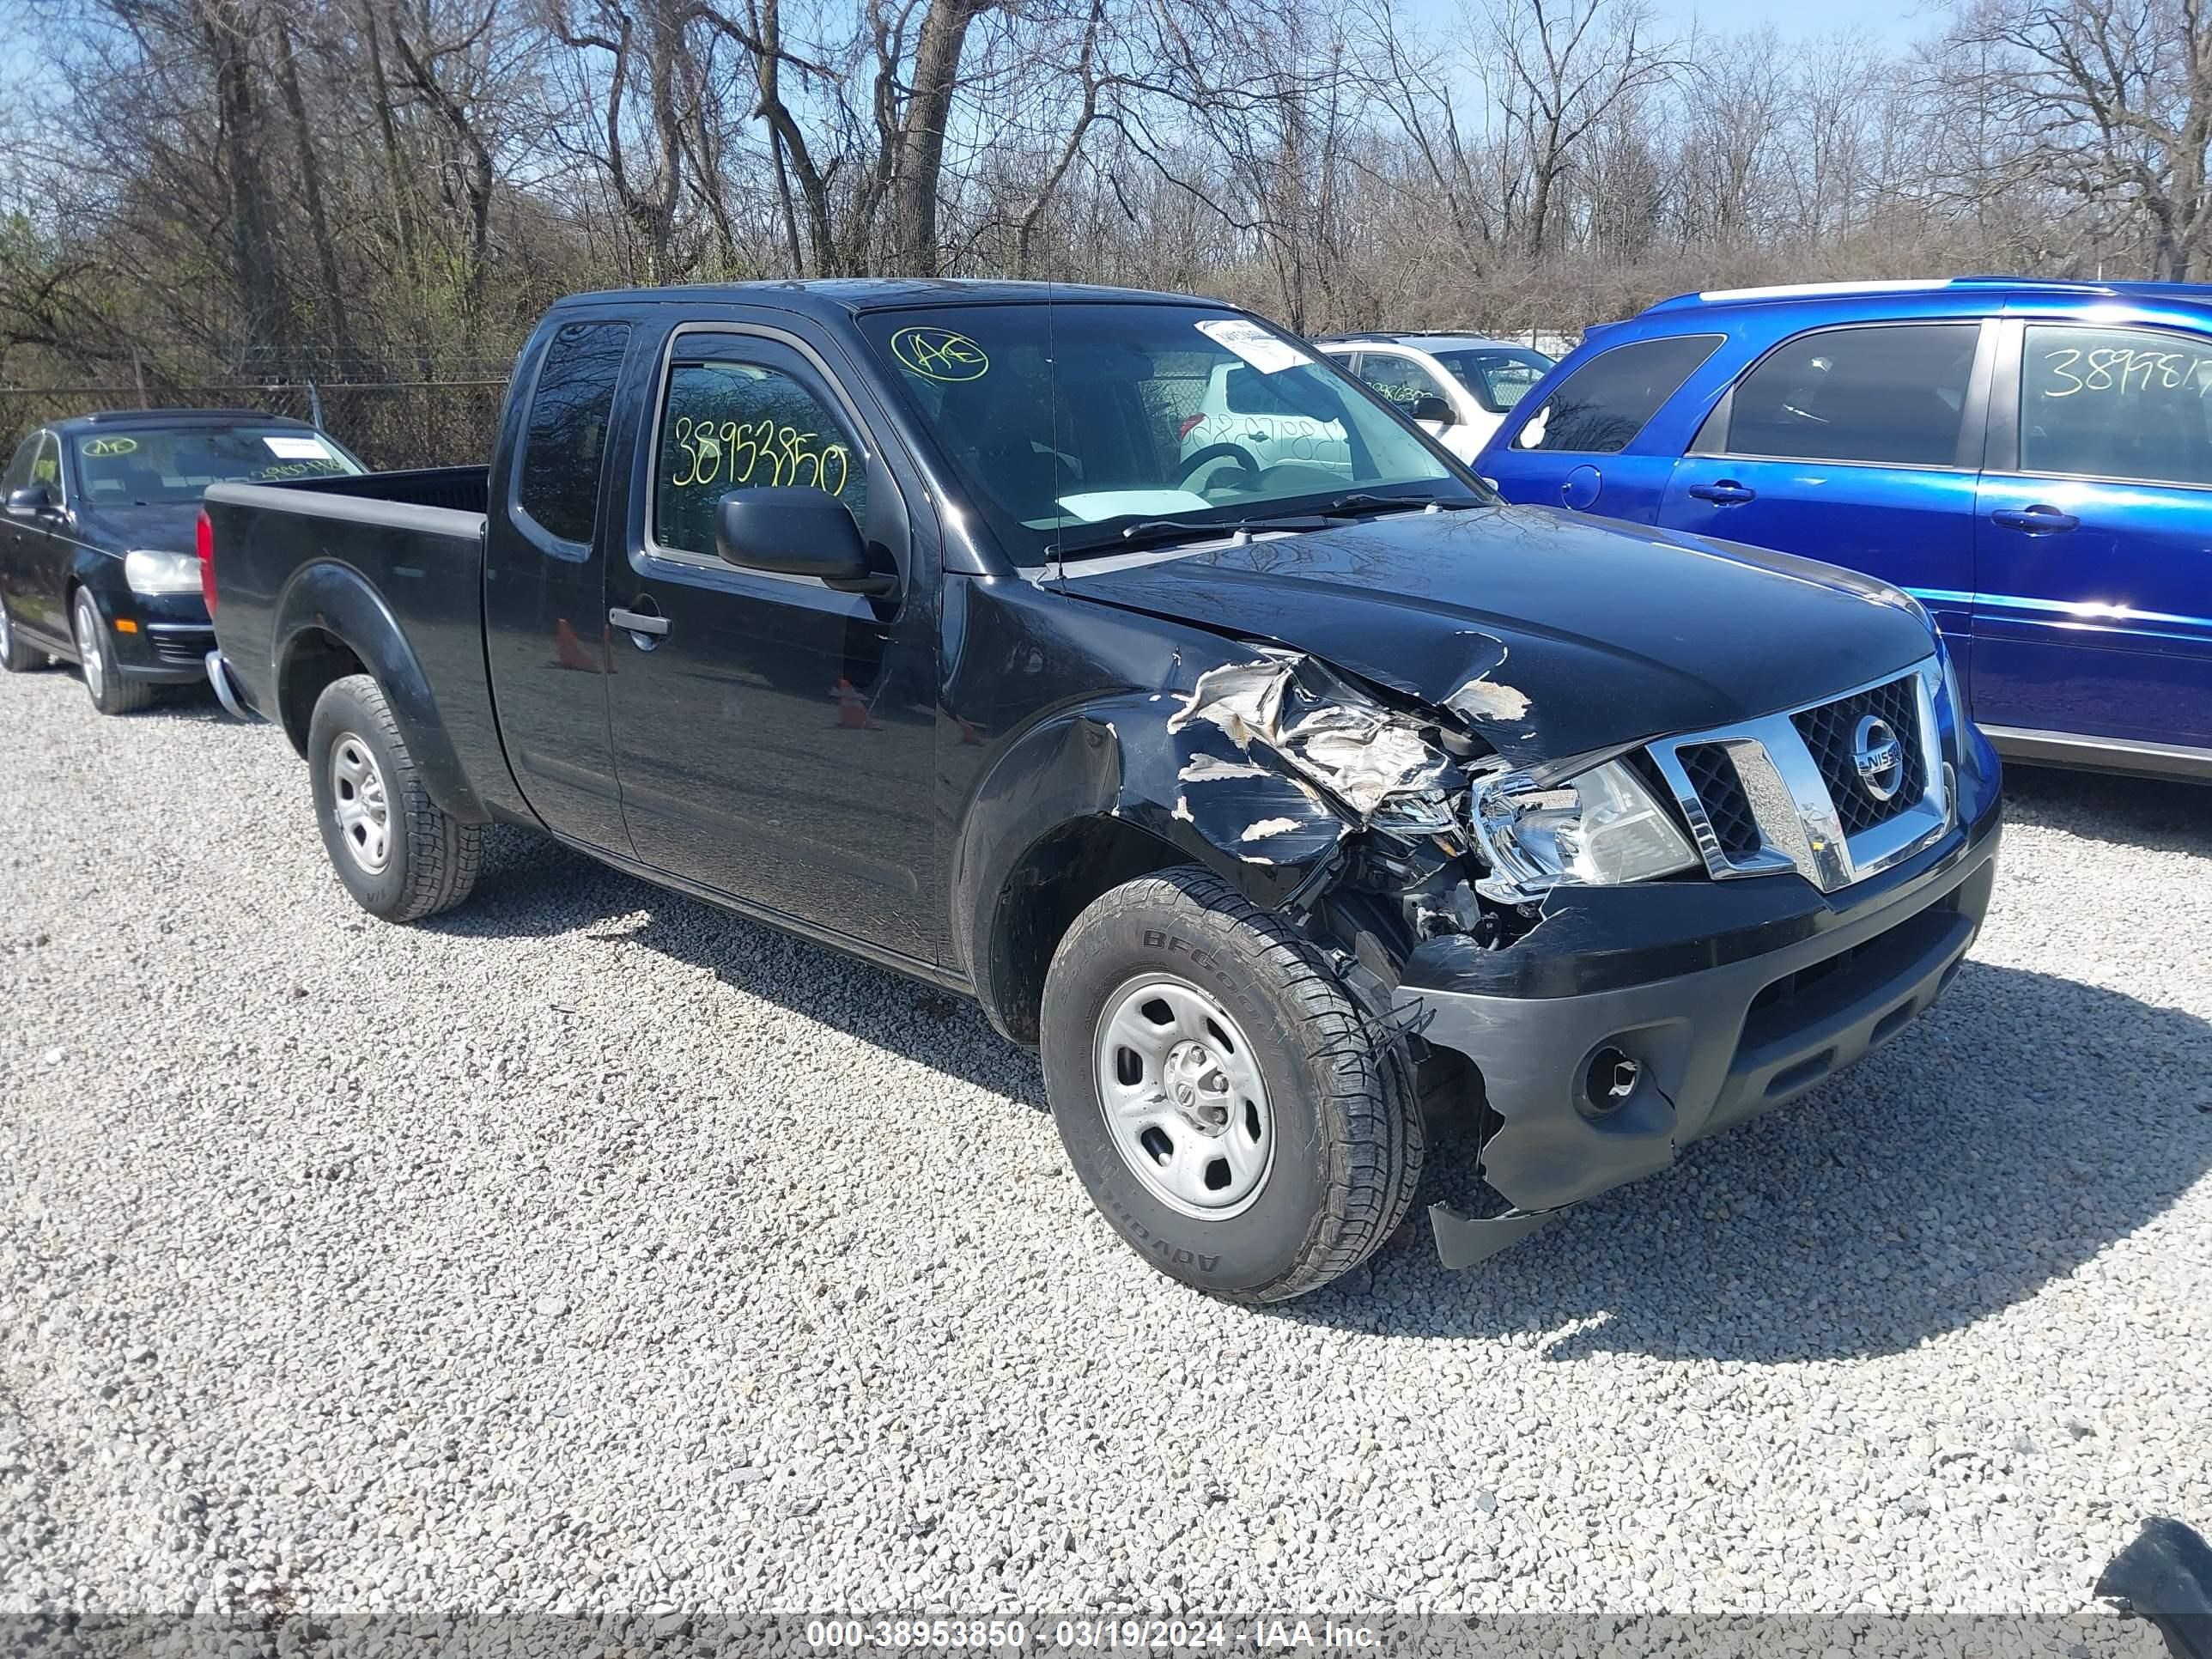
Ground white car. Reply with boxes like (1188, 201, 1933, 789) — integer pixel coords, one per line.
(1316, 333, 1557, 465)
(1176, 360, 1352, 481)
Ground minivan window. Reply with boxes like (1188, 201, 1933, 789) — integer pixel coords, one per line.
(856, 303, 1477, 561)
(2019, 324, 2212, 489)
(1511, 335, 1721, 454)
(1727, 324, 1978, 467)
(517, 319, 630, 544)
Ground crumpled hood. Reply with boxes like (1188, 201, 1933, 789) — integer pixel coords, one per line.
(73, 501, 203, 555)
(1052, 504, 1938, 763)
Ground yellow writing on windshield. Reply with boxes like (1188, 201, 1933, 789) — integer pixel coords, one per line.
(669, 416, 851, 496)
(83, 436, 140, 458)
(890, 326, 988, 382)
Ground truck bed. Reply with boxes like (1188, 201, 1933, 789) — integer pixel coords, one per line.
(204, 466, 520, 823)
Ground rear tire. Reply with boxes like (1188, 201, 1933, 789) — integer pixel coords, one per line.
(71, 589, 152, 714)
(0, 597, 46, 672)
(307, 672, 482, 922)
(1040, 866, 1423, 1302)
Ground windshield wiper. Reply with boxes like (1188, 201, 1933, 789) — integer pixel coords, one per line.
(1057, 514, 1329, 557)
(1314, 492, 1480, 518)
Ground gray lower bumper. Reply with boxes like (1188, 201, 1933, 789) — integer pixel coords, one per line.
(204, 650, 259, 722)
(1398, 830, 2000, 1268)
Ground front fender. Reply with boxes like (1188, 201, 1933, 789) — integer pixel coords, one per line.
(273, 560, 489, 823)
(950, 691, 1352, 993)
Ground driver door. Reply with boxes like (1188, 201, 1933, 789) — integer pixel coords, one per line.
(601, 323, 939, 962)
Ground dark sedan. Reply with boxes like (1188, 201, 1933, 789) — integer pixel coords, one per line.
(0, 410, 367, 713)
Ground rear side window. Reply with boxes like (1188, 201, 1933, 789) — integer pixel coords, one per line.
(1511, 335, 1720, 453)
(1354, 353, 1452, 416)
(517, 319, 630, 544)
(1727, 324, 1978, 467)
(2019, 323, 2212, 488)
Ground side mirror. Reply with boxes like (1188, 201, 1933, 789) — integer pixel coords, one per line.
(1410, 394, 1457, 427)
(7, 484, 55, 514)
(714, 488, 890, 594)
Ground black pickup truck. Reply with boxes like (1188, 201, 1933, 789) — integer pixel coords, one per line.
(203, 281, 2002, 1301)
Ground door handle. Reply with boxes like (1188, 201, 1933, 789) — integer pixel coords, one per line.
(1688, 481, 1756, 505)
(608, 605, 668, 637)
(1990, 506, 2079, 534)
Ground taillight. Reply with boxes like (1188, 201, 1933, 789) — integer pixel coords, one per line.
(196, 508, 216, 616)
(1178, 414, 1204, 441)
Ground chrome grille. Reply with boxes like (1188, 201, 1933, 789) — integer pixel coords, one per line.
(1677, 743, 1759, 858)
(1790, 674, 1927, 837)
(1646, 659, 1953, 895)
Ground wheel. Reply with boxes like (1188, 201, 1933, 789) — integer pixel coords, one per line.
(71, 589, 152, 714)
(307, 672, 482, 922)
(1040, 866, 1424, 1302)
(0, 595, 48, 672)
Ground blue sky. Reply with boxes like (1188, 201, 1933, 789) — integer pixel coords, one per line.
(1402, 0, 1941, 48)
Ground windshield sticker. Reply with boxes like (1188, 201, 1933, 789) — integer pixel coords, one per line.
(82, 436, 139, 457)
(1195, 319, 1311, 374)
(890, 326, 989, 382)
(264, 435, 333, 459)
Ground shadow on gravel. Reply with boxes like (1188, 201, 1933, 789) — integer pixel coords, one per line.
(1290, 960, 2212, 1358)
(427, 824, 1050, 1109)
(2002, 763, 2211, 858)
(431, 826, 2209, 1362)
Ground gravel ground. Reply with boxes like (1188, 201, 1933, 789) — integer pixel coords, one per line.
(2, 665, 2209, 1628)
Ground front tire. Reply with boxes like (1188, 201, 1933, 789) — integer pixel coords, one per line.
(307, 673, 482, 922)
(1040, 866, 1423, 1302)
(71, 589, 152, 714)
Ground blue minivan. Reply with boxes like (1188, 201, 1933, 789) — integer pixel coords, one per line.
(1478, 277, 2212, 781)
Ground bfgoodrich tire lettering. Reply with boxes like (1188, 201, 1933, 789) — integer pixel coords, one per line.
(1040, 866, 1423, 1302)
(307, 673, 482, 922)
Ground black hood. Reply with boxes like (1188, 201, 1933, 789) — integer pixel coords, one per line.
(1052, 505, 1938, 763)
(73, 501, 203, 555)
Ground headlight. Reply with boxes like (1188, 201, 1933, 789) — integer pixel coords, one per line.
(125, 549, 202, 595)
(1471, 757, 1698, 902)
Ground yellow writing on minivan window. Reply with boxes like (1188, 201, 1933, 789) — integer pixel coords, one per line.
(668, 416, 851, 496)
(83, 436, 140, 457)
(2041, 346, 2212, 398)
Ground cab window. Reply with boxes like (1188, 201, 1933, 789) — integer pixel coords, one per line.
(2019, 323, 2212, 489)
(653, 353, 869, 560)
(516, 319, 630, 544)
(1727, 324, 1978, 467)
(1511, 335, 1721, 454)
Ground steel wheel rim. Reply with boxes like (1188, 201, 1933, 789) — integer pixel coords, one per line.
(1093, 973, 1274, 1219)
(329, 732, 393, 874)
(73, 595, 105, 700)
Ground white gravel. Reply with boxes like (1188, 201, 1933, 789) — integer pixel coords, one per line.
(2, 665, 2209, 1627)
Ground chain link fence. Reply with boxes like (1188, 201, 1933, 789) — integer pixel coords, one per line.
(0, 380, 509, 471)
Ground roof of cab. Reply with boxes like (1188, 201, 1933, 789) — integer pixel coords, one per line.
(550, 277, 1221, 315)
(50, 408, 319, 434)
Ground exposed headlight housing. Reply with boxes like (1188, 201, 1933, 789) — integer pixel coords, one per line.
(125, 548, 203, 596)
(1470, 757, 1698, 903)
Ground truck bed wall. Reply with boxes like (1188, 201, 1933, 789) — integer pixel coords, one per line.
(263, 466, 490, 514)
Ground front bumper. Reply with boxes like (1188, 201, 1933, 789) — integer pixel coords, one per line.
(1395, 752, 2003, 1268)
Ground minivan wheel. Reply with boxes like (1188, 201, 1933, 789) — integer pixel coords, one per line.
(71, 589, 152, 714)
(1040, 866, 1424, 1302)
(0, 596, 48, 672)
(307, 672, 482, 922)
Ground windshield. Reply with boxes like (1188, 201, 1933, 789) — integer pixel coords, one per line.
(1431, 348, 1554, 414)
(856, 302, 1483, 561)
(70, 425, 366, 505)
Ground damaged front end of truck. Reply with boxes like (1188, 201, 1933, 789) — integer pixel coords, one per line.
(1084, 609, 1996, 1271)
